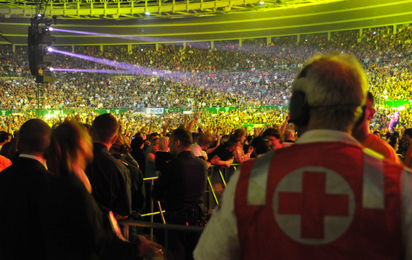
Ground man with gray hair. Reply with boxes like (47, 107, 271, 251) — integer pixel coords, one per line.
(194, 53, 412, 260)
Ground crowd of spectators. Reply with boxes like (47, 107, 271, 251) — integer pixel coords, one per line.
(2, 40, 412, 258)
(0, 105, 287, 136)
(2, 25, 412, 131)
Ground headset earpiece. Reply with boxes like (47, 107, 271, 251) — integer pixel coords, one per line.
(289, 91, 310, 127)
(354, 105, 366, 127)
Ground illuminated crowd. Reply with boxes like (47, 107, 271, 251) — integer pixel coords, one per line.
(2, 24, 412, 260)
(1, 25, 412, 132)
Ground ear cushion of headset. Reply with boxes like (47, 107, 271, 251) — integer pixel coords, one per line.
(289, 91, 310, 126)
(354, 105, 366, 127)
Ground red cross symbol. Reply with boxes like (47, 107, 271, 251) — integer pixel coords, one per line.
(278, 171, 349, 239)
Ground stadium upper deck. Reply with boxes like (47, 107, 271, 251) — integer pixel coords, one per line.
(1, 0, 412, 45)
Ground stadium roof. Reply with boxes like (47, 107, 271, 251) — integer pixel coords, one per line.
(1, 0, 412, 45)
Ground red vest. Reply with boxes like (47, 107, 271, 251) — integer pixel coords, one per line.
(235, 142, 404, 260)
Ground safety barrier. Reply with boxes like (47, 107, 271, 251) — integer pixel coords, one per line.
(119, 219, 204, 259)
(142, 163, 239, 214)
(205, 164, 240, 209)
(141, 163, 239, 235)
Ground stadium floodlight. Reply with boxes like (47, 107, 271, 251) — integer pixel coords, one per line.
(260, 1, 264, 4)
(145, 12, 150, 15)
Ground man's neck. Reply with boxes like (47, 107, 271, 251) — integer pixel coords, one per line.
(177, 148, 191, 155)
(304, 122, 351, 135)
(19, 153, 47, 169)
(20, 152, 44, 159)
(94, 141, 111, 150)
(352, 124, 370, 143)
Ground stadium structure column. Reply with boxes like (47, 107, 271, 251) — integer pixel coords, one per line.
(239, 39, 242, 47)
(359, 29, 362, 36)
(327, 32, 331, 41)
(183, 42, 186, 49)
(128, 44, 132, 53)
(72, 45, 75, 53)
(267, 37, 271, 45)
(297, 34, 300, 43)
(12, 44, 15, 53)
(393, 24, 397, 34)
(211, 41, 214, 49)
(156, 43, 159, 51)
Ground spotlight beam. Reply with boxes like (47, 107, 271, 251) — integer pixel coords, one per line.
(51, 68, 135, 74)
(50, 49, 196, 83)
(51, 48, 161, 76)
(50, 48, 282, 95)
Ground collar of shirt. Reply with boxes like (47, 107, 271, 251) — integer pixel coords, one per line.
(295, 130, 359, 146)
(177, 150, 192, 158)
(19, 154, 48, 170)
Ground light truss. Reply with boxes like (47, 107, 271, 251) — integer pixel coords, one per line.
(0, 0, 344, 19)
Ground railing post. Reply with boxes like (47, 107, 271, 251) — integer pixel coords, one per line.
(158, 201, 166, 224)
(150, 178, 154, 242)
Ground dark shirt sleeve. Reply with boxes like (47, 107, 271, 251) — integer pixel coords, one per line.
(151, 162, 174, 202)
(129, 164, 146, 214)
(155, 152, 173, 175)
(112, 165, 133, 217)
(85, 145, 132, 217)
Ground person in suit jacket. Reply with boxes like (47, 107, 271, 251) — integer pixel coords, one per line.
(0, 119, 52, 260)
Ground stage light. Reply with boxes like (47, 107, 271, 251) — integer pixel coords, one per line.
(49, 27, 54, 31)
(260, 1, 264, 4)
(145, 12, 150, 15)
(49, 67, 54, 71)
(47, 47, 53, 52)
(37, 13, 41, 17)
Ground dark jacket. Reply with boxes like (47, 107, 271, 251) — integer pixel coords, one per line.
(85, 143, 132, 217)
(152, 151, 207, 211)
(0, 157, 50, 259)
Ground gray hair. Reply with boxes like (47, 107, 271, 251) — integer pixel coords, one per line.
(291, 53, 367, 131)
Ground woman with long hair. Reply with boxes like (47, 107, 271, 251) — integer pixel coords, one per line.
(42, 120, 162, 260)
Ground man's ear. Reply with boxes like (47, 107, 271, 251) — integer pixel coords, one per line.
(111, 134, 119, 145)
(367, 108, 376, 121)
(176, 139, 181, 148)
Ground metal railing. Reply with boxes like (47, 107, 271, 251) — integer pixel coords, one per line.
(119, 219, 204, 259)
(138, 163, 239, 242)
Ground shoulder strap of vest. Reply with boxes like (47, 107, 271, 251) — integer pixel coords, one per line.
(247, 149, 277, 206)
(362, 147, 385, 209)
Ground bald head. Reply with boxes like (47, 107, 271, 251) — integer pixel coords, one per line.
(19, 119, 51, 156)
